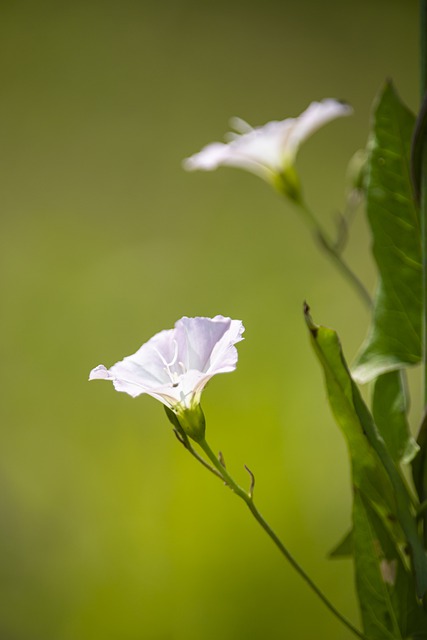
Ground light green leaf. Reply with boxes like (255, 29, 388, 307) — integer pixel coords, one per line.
(305, 307, 427, 601)
(353, 81, 421, 383)
(372, 371, 419, 465)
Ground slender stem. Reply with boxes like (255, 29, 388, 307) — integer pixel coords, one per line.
(197, 437, 368, 640)
(422, 167, 427, 409)
(419, 4, 427, 584)
(174, 430, 223, 481)
(420, 4, 427, 608)
(421, 0, 427, 407)
(198, 437, 252, 500)
(421, 0, 427, 97)
(333, 189, 363, 254)
(295, 200, 372, 311)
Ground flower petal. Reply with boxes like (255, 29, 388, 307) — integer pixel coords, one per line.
(89, 316, 244, 409)
(89, 364, 113, 381)
(285, 99, 353, 156)
(183, 141, 273, 180)
(183, 99, 353, 180)
(229, 116, 253, 135)
(175, 315, 244, 374)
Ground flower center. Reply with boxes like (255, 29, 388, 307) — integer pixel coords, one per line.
(154, 340, 187, 387)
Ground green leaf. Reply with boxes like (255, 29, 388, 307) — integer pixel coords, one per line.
(412, 413, 427, 506)
(329, 528, 353, 558)
(327, 369, 419, 564)
(412, 414, 427, 555)
(353, 491, 402, 639)
(372, 371, 419, 465)
(353, 81, 421, 383)
(305, 306, 427, 603)
(410, 87, 427, 204)
(353, 492, 427, 639)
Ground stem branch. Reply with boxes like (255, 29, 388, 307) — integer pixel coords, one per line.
(197, 437, 368, 640)
(296, 201, 372, 310)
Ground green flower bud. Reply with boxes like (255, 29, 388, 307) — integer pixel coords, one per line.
(346, 149, 367, 193)
(274, 165, 303, 204)
(175, 402, 206, 443)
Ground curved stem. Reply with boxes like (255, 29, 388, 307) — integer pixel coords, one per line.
(295, 200, 372, 311)
(174, 430, 224, 481)
(334, 189, 363, 254)
(197, 437, 368, 640)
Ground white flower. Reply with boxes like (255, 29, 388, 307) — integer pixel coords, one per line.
(183, 100, 352, 188)
(89, 315, 244, 412)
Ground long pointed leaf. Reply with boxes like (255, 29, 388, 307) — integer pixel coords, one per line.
(305, 306, 427, 601)
(353, 81, 421, 383)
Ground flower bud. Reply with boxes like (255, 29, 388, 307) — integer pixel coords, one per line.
(164, 405, 185, 435)
(346, 149, 367, 193)
(174, 402, 206, 442)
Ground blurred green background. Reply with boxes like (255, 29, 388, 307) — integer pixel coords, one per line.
(0, 1, 420, 638)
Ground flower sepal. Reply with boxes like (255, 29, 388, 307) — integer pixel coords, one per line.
(89, 315, 243, 443)
(174, 402, 206, 443)
(273, 165, 302, 203)
(346, 149, 368, 193)
(164, 405, 186, 437)
(184, 100, 353, 192)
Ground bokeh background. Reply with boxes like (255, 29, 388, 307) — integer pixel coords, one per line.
(0, 1, 420, 638)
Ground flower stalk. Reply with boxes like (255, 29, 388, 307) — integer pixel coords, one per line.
(184, 101, 371, 312)
(420, 0, 427, 410)
(295, 200, 372, 310)
(184, 100, 352, 185)
(195, 436, 368, 640)
(89, 315, 245, 409)
(417, 0, 427, 567)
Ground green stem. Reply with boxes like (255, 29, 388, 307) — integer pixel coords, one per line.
(420, 6, 427, 613)
(296, 200, 372, 311)
(174, 430, 224, 481)
(420, 2, 427, 572)
(421, 0, 427, 408)
(197, 437, 368, 640)
(421, 0, 427, 97)
(422, 167, 427, 410)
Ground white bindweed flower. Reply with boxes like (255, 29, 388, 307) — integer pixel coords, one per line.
(89, 315, 244, 441)
(183, 100, 352, 199)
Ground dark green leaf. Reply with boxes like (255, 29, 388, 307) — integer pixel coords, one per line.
(353, 492, 427, 639)
(353, 81, 421, 383)
(412, 413, 427, 553)
(329, 528, 353, 558)
(328, 372, 418, 564)
(410, 88, 427, 204)
(413, 413, 427, 505)
(353, 492, 402, 639)
(372, 371, 419, 465)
